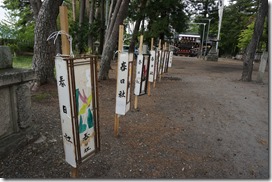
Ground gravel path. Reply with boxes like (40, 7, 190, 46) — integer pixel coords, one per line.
(0, 56, 269, 179)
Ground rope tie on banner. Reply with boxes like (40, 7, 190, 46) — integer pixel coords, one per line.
(47, 30, 74, 57)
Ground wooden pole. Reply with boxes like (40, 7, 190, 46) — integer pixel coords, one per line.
(59, 6, 70, 55)
(134, 35, 143, 109)
(151, 38, 154, 51)
(114, 25, 124, 137)
(71, 167, 78, 178)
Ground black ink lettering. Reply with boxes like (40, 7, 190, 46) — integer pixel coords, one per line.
(63, 105, 67, 114)
(64, 133, 72, 143)
(120, 79, 125, 84)
(118, 90, 126, 98)
(59, 76, 66, 87)
(120, 62, 127, 71)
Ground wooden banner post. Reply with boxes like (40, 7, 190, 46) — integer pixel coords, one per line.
(59, 5, 78, 178)
(114, 25, 124, 137)
(59, 6, 70, 55)
(134, 35, 143, 109)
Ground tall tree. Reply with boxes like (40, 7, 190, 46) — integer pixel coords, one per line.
(99, 0, 130, 80)
(30, 0, 63, 85)
(144, 0, 188, 44)
(219, 0, 258, 56)
(241, 0, 267, 81)
(128, 0, 148, 53)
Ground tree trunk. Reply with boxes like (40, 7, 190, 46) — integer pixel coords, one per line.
(128, 0, 148, 53)
(99, 0, 105, 54)
(72, 0, 76, 21)
(241, 0, 267, 81)
(99, 0, 130, 80)
(29, 0, 42, 19)
(106, 0, 116, 29)
(79, 0, 86, 25)
(88, 0, 95, 52)
(78, 0, 86, 53)
(104, 0, 122, 45)
(31, 0, 63, 85)
(129, 19, 141, 53)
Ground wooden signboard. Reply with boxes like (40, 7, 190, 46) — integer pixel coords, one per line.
(55, 56, 100, 168)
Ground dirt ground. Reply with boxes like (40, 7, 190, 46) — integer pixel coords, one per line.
(0, 56, 269, 179)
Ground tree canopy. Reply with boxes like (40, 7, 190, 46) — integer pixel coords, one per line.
(0, 0, 268, 83)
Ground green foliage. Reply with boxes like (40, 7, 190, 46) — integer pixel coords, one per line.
(219, 0, 258, 56)
(12, 55, 32, 69)
(237, 21, 254, 50)
(238, 17, 268, 51)
(1, 0, 34, 53)
(127, 0, 189, 44)
(32, 93, 51, 102)
(69, 16, 100, 54)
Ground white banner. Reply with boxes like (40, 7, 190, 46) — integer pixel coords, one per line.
(217, 0, 224, 49)
(55, 56, 77, 168)
(134, 54, 149, 95)
(163, 51, 169, 73)
(168, 51, 173, 67)
(148, 50, 156, 82)
(116, 53, 130, 115)
(158, 51, 163, 75)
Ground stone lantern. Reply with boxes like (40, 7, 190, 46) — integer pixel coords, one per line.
(206, 38, 219, 62)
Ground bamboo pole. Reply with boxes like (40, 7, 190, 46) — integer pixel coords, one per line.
(114, 25, 124, 137)
(134, 35, 143, 109)
(59, 6, 70, 55)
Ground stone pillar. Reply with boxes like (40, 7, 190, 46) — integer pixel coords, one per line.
(0, 46, 13, 69)
(257, 51, 268, 83)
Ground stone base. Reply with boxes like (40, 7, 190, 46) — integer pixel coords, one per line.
(207, 53, 218, 61)
(0, 126, 40, 159)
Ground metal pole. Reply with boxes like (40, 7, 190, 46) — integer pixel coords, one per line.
(201, 24, 206, 58)
(189, 23, 206, 58)
(205, 19, 211, 57)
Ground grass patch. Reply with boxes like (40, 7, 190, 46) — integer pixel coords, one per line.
(13, 56, 32, 69)
(32, 93, 51, 102)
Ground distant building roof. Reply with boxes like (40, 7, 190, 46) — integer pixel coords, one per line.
(179, 34, 200, 38)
